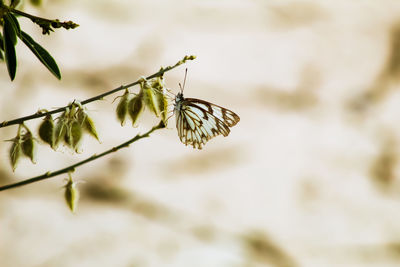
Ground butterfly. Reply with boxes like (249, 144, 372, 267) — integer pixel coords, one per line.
(173, 70, 240, 149)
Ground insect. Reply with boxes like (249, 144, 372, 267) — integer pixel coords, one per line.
(173, 70, 240, 149)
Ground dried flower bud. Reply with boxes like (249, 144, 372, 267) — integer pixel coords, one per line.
(76, 107, 99, 142)
(21, 132, 36, 163)
(9, 137, 22, 172)
(128, 94, 144, 126)
(185, 55, 196, 61)
(38, 115, 55, 149)
(83, 115, 99, 141)
(76, 108, 86, 125)
(63, 123, 73, 148)
(142, 80, 161, 117)
(70, 120, 82, 152)
(55, 109, 70, 147)
(116, 89, 130, 126)
(64, 174, 79, 213)
(151, 77, 169, 125)
(69, 102, 79, 118)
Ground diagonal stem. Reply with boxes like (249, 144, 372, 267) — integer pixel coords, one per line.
(0, 55, 195, 128)
(0, 121, 165, 192)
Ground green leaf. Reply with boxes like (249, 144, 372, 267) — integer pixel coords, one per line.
(3, 15, 18, 81)
(10, 0, 21, 8)
(19, 31, 61, 79)
(7, 13, 21, 37)
(0, 32, 4, 50)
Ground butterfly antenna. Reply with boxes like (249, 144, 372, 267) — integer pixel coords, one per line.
(179, 68, 188, 93)
(182, 68, 188, 92)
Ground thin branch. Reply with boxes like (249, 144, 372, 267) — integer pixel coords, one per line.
(9, 8, 79, 34)
(10, 8, 69, 25)
(0, 55, 195, 128)
(9, 8, 65, 23)
(0, 121, 165, 192)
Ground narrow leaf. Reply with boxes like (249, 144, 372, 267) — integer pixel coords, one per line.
(19, 31, 61, 79)
(0, 32, 4, 50)
(10, 0, 21, 8)
(3, 14, 17, 80)
(7, 13, 21, 37)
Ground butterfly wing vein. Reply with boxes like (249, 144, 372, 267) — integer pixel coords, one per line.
(175, 98, 240, 149)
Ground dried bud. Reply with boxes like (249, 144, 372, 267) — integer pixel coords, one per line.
(55, 109, 70, 147)
(21, 132, 36, 163)
(116, 89, 130, 126)
(9, 137, 22, 172)
(70, 120, 82, 152)
(76, 108, 99, 142)
(64, 174, 79, 213)
(38, 115, 55, 149)
(142, 80, 161, 117)
(185, 55, 196, 60)
(83, 115, 99, 141)
(151, 77, 169, 125)
(76, 108, 86, 125)
(128, 94, 144, 126)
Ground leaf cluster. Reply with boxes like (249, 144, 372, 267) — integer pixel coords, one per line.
(0, 2, 79, 80)
(1, 11, 59, 80)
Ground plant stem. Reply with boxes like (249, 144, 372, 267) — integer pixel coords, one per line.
(0, 55, 195, 128)
(0, 121, 165, 192)
(10, 8, 56, 24)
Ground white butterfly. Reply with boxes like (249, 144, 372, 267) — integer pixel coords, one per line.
(173, 71, 240, 149)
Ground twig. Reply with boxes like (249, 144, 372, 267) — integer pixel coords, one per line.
(0, 55, 195, 128)
(0, 121, 165, 192)
(10, 8, 72, 25)
(9, 8, 79, 34)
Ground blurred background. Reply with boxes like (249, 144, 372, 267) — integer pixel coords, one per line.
(1, 0, 400, 266)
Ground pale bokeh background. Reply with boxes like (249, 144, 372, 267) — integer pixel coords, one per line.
(1, 0, 400, 266)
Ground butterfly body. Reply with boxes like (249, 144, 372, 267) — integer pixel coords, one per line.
(174, 92, 240, 149)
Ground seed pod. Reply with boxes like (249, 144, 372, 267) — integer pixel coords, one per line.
(9, 137, 21, 172)
(128, 94, 144, 126)
(38, 115, 55, 149)
(76, 108, 86, 125)
(76, 108, 99, 142)
(55, 109, 70, 147)
(63, 123, 73, 148)
(70, 120, 82, 152)
(22, 133, 36, 163)
(69, 103, 78, 118)
(142, 80, 160, 116)
(151, 77, 169, 125)
(116, 89, 130, 126)
(83, 115, 99, 141)
(64, 175, 79, 213)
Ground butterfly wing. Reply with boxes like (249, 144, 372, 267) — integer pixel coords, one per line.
(175, 98, 240, 149)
